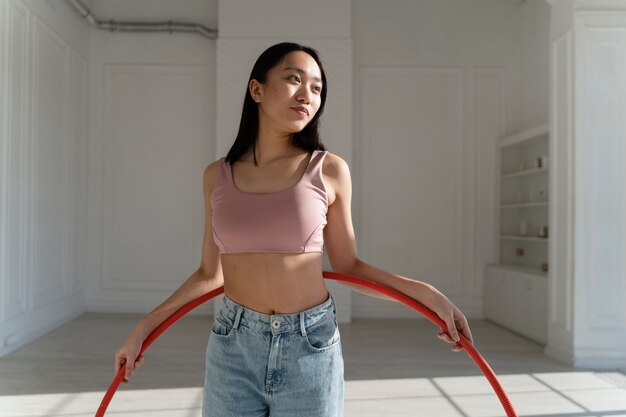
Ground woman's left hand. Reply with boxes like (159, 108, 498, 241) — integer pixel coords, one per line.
(412, 285, 474, 352)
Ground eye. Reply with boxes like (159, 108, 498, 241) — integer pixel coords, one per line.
(288, 75, 301, 82)
(313, 86, 322, 93)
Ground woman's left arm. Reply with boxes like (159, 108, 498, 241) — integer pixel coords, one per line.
(323, 153, 473, 352)
(345, 259, 474, 352)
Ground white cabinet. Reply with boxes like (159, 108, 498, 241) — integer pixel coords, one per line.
(484, 264, 547, 344)
(484, 123, 549, 345)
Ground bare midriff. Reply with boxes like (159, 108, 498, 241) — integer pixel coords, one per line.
(217, 149, 336, 315)
(220, 252, 329, 314)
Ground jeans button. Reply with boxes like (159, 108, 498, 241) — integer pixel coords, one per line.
(272, 320, 280, 328)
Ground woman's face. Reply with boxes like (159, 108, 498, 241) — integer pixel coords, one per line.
(250, 50, 323, 134)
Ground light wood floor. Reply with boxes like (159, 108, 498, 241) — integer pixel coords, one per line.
(1, 311, 625, 416)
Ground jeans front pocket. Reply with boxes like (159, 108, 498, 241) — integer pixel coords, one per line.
(210, 313, 236, 339)
(303, 313, 341, 353)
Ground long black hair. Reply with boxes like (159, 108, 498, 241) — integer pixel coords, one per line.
(224, 42, 328, 166)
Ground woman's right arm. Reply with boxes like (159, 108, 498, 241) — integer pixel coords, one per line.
(115, 160, 224, 383)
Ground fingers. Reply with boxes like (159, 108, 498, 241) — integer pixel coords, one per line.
(126, 360, 133, 380)
(115, 355, 126, 376)
(126, 354, 144, 379)
(437, 316, 473, 352)
(437, 314, 460, 346)
(449, 307, 474, 345)
(459, 317, 473, 346)
(116, 354, 144, 384)
(437, 330, 463, 352)
(116, 357, 129, 384)
(446, 315, 460, 343)
(453, 315, 473, 346)
(433, 297, 473, 353)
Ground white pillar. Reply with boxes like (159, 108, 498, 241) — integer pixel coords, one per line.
(215, 0, 353, 321)
(546, 0, 626, 370)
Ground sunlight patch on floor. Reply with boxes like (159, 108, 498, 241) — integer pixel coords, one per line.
(1, 372, 625, 417)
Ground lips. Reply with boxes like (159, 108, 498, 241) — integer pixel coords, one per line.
(291, 106, 308, 116)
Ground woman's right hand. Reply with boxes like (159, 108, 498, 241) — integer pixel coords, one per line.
(114, 325, 147, 384)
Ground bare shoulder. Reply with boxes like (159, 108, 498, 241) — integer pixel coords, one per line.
(322, 151, 348, 176)
(203, 157, 223, 195)
(322, 151, 350, 206)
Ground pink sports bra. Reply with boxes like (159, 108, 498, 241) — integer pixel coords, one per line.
(210, 150, 329, 254)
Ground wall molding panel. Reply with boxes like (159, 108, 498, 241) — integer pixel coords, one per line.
(0, 0, 89, 358)
(100, 64, 206, 293)
(474, 66, 507, 303)
(68, 50, 88, 299)
(573, 10, 626, 367)
(3, 0, 30, 324)
(357, 66, 494, 319)
(85, 19, 215, 316)
(30, 13, 71, 309)
(545, 30, 575, 365)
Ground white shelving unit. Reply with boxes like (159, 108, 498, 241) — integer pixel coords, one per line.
(485, 123, 549, 345)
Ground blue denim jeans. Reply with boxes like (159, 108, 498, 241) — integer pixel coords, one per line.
(202, 291, 344, 417)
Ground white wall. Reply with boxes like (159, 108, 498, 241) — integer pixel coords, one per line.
(85, 0, 216, 315)
(0, 0, 551, 357)
(0, 0, 91, 357)
(0, 0, 216, 358)
(520, 0, 551, 128)
(351, 0, 550, 318)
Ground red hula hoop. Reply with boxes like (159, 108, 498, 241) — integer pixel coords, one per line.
(96, 271, 518, 417)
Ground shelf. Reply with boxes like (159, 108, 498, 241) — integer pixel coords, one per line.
(501, 167, 549, 179)
(500, 235, 549, 242)
(501, 202, 549, 209)
(499, 123, 549, 148)
(487, 122, 550, 346)
(487, 263, 548, 278)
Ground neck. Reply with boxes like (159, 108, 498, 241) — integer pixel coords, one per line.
(250, 119, 300, 166)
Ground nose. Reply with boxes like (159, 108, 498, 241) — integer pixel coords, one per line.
(296, 86, 313, 103)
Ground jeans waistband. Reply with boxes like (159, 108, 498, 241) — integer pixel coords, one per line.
(217, 291, 336, 335)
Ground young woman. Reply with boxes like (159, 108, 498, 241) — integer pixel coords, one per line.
(115, 42, 474, 417)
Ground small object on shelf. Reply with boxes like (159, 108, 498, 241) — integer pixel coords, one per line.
(497, 123, 549, 273)
(519, 221, 528, 236)
(541, 262, 549, 272)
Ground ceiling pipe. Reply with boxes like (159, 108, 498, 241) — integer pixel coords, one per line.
(66, 0, 218, 39)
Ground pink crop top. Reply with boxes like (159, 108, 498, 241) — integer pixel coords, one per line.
(210, 150, 329, 254)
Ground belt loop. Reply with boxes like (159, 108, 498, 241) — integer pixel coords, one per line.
(300, 312, 307, 337)
(233, 305, 243, 329)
